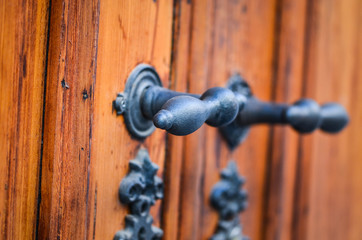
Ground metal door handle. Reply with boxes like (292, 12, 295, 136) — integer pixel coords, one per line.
(142, 86, 245, 136)
(114, 64, 349, 148)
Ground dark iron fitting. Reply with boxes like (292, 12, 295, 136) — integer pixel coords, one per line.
(113, 64, 349, 149)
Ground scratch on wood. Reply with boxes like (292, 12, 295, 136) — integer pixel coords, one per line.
(92, 185, 98, 240)
(22, 54, 27, 77)
(118, 15, 126, 40)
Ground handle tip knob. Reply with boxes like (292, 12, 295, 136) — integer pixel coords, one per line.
(153, 109, 174, 130)
(320, 103, 349, 133)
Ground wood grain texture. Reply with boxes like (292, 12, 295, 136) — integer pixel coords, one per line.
(92, 0, 172, 239)
(292, 0, 362, 239)
(171, 0, 278, 239)
(0, 0, 49, 239)
(263, 0, 362, 239)
(263, 0, 307, 239)
(38, 0, 101, 238)
(219, 1, 277, 239)
(39, 0, 173, 239)
(1, 0, 360, 239)
(170, 1, 362, 239)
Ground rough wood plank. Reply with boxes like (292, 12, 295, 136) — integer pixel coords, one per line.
(0, 0, 49, 239)
(39, 0, 173, 239)
(38, 0, 101, 239)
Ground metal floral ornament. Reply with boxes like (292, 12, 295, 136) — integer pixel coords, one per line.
(210, 161, 249, 240)
(114, 149, 163, 240)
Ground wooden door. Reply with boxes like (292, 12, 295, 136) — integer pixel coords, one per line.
(0, 0, 361, 240)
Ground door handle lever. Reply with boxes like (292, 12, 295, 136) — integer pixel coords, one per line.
(145, 87, 246, 136)
(114, 64, 349, 148)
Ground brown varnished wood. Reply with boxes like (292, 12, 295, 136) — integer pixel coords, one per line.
(263, 0, 307, 239)
(292, 0, 362, 239)
(38, 0, 101, 239)
(172, 0, 278, 239)
(219, 1, 277, 239)
(0, 0, 49, 239)
(1, 0, 361, 239)
(39, 0, 173, 239)
(169, 1, 362, 239)
(92, 0, 172, 238)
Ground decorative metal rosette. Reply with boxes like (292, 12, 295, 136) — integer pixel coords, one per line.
(114, 149, 163, 240)
(210, 161, 249, 240)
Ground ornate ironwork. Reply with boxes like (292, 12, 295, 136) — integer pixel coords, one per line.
(114, 65, 349, 149)
(114, 149, 163, 240)
(210, 161, 249, 240)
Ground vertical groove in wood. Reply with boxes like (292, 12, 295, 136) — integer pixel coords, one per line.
(0, 0, 50, 239)
(36, 0, 53, 238)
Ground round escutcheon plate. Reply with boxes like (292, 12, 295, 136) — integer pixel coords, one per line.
(121, 64, 162, 139)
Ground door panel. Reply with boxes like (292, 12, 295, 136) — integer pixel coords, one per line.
(0, 0, 361, 240)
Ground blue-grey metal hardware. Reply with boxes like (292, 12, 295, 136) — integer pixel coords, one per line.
(219, 75, 350, 148)
(114, 149, 163, 240)
(113, 64, 349, 148)
(210, 161, 249, 240)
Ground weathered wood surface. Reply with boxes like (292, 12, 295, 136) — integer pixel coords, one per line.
(38, 0, 172, 239)
(0, 0, 49, 239)
(38, 0, 102, 238)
